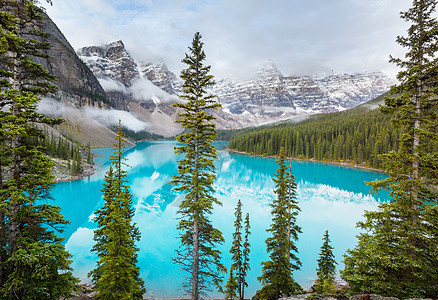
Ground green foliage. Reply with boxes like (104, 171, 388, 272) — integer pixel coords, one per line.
(89, 123, 145, 300)
(242, 213, 251, 299)
(225, 200, 251, 300)
(342, 201, 438, 298)
(314, 231, 337, 295)
(253, 281, 303, 300)
(228, 93, 400, 168)
(33, 127, 86, 175)
(0, 1, 77, 298)
(120, 127, 164, 142)
(71, 148, 82, 176)
(258, 148, 302, 299)
(226, 200, 242, 299)
(171, 32, 225, 299)
(224, 270, 238, 300)
(316, 231, 337, 282)
(86, 142, 92, 164)
(342, 1, 438, 298)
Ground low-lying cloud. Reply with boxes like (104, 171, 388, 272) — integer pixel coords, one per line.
(130, 77, 176, 102)
(38, 97, 150, 133)
(38, 97, 76, 116)
(84, 107, 150, 132)
(98, 77, 129, 94)
(98, 75, 178, 104)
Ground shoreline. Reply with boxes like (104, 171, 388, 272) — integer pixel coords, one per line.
(54, 166, 96, 183)
(226, 148, 386, 173)
(54, 143, 385, 184)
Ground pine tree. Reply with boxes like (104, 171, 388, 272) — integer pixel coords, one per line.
(314, 230, 337, 294)
(171, 32, 225, 299)
(229, 200, 243, 299)
(87, 142, 92, 164)
(225, 200, 251, 300)
(71, 149, 82, 176)
(342, 0, 438, 297)
(286, 164, 298, 262)
(89, 122, 145, 300)
(257, 148, 302, 300)
(241, 213, 251, 300)
(0, 0, 77, 298)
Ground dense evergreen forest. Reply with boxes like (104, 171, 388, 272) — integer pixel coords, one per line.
(227, 93, 402, 169)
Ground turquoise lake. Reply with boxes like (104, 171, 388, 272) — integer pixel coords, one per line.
(52, 141, 389, 299)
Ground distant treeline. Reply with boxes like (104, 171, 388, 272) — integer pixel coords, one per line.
(30, 128, 87, 175)
(228, 94, 401, 169)
(120, 127, 164, 141)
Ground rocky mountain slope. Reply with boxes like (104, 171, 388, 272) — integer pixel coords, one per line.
(37, 14, 108, 109)
(77, 41, 394, 136)
(32, 14, 122, 147)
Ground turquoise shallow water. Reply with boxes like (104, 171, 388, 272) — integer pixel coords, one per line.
(52, 141, 389, 299)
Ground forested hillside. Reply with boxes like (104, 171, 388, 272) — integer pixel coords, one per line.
(228, 93, 400, 169)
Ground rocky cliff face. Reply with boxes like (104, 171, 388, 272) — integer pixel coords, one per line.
(140, 61, 179, 95)
(77, 41, 139, 88)
(36, 14, 108, 109)
(76, 41, 394, 135)
(29, 14, 127, 147)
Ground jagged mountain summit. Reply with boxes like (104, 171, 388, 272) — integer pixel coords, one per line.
(76, 40, 395, 136)
(214, 60, 393, 116)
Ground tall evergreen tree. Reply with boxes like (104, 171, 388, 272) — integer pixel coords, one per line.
(0, 0, 77, 298)
(87, 142, 92, 164)
(171, 32, 225, 299)
(89, 123, 145, 300)
(342, 0, 438, 297)
(314, 230, 336, 294)
(225, 200, 251, 300)
(241, 213, 251, 300)
(257, 148, 302, 300)
(286, 164, 298, 262)
(229, 200, 243, 299)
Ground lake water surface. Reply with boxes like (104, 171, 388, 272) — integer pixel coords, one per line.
(52, 141, 389, 299)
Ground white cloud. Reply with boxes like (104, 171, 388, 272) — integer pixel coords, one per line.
(84, 107, 150, 132)
(129, 77, 175, 102)
(98, 77, 128, 93)
(98, 75, 177, 103)
(37, 97, 150, 133)
(38, 97, 76, 116)
(40, 0, 423, 80)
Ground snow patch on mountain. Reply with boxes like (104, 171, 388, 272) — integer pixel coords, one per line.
(77, 40, 395, 134)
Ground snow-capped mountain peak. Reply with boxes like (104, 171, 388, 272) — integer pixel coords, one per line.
(256, 60, 282, 81)
(77, 40, 395, 136)
(77, 40, 139, 87)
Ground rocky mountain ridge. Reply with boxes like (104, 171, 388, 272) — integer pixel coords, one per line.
(77, 41, 395, 136)
(31, 14, 124, 147)
(37, 14, 108, 109)
(214, 61, 392, 116)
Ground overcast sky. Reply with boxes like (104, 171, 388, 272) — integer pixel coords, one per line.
(40, 0, 424, 79)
